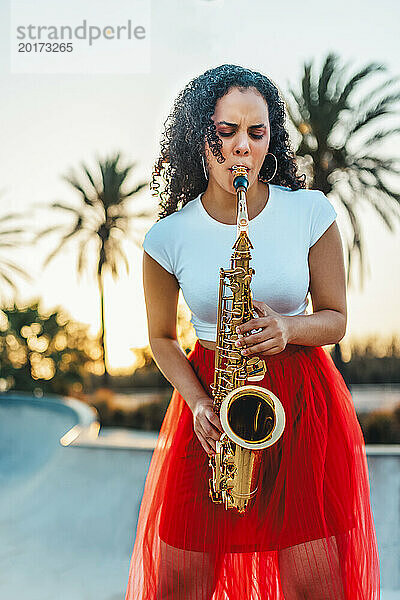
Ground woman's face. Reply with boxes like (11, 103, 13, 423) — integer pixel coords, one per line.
(204, 86, 270, 193)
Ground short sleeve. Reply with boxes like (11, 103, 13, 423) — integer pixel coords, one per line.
(309, 191, 337, 247)
(142, 220, 174, 274)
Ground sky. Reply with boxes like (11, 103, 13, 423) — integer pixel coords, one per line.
(0, 0, 399, 372)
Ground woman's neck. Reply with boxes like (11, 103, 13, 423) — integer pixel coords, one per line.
(201, 180, 269, 225)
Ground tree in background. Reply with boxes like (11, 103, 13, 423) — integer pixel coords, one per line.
(33, 153, 149, 386)
(285, 53, 400, 371)
(0, 301, 101, 395)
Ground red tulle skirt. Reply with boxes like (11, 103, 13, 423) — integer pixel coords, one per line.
(125, 341, 380, 599)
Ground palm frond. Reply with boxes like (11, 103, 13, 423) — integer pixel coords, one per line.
(335, 62, 386, 112)
(62, 174, 96, 207)
(301, 62, 315, 117)
(126, 210, 154, 219)
(288, 87, 310, 122)
(0, 270, 19, 292)
(362, 126, 400, 146)
(352, 155, 400, 174)
(349, 171, 399, 227)
(373, 175, 400, 209)
(32, 224, 66, 243)
(318, 53, 339, 104)
(355, 75, 400, 115)
(42, 202, 83, 216)
(113, 244, 130, 276)
(345, 92, 400, 138)
(122, 182, 148, 198)
(0, 213, 25, 223)
(0, 228, 25, 236)
(76, 235, 93, 275)
(364, 192, 397, 231)
(351, 160, 400, 188)
(42, 217, 84, 268)
(81, 163, 101, 197)
(0, 242, 24, 249)
(0, 259, 32, 281)
(284, 98, 302, 128)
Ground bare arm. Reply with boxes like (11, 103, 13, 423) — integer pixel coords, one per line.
(285, 220, 347, 346)
(143, 251, 222, 454)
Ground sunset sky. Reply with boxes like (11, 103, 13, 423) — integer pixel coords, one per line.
(1, 0, 399, 372)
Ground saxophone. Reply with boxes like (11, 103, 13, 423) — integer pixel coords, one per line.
(208, 166, 286, 514)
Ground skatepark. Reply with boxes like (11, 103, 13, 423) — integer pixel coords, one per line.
(0, 392, 399, 599)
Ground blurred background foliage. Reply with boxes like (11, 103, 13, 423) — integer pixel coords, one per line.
(1, 299, 399, 443)
(1, 53, 400, 444)
(0, 301, 102, 395)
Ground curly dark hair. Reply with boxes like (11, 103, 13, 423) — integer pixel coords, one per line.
(152, 64, 306, 219)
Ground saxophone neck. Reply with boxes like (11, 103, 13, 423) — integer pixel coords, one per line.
(231, 165, 250, 238)
(232, 177, 253, 266)
(236, 189, 249, 237)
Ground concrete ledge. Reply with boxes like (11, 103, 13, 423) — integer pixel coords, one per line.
(72, 426, 158, 450)
(366, 445, 400, 456)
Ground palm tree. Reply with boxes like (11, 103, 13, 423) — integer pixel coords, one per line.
(0, 210, 32, 301)
(285, 52, 400, 285)
(284, 53, 400, 374)
(33, 153, 149, 385)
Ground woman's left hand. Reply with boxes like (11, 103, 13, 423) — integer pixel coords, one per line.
(235, 300, 290, 356)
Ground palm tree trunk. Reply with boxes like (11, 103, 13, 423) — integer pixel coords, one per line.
(97, 270, 110, 387)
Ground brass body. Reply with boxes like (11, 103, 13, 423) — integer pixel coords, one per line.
(209, 167, 286, 513)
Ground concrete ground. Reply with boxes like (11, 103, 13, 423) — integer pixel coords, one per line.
(0, 392, 398, 599)
(0, 393, 156, 600)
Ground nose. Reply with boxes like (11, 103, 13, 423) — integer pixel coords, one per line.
(233, 132, 250, 155)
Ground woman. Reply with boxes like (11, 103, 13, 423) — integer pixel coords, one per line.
(125, 64, 380, 599)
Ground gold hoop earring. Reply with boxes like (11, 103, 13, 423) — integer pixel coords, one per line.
(259, 152, 278, 183)
(201, 156, 209, 181)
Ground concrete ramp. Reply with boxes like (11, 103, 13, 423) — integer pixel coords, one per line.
(0, 393, 156, 600)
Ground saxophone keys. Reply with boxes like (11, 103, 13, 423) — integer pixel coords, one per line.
(224, 455, 235, 466)
(246, 356, 267, 381)
(247, 357, 260, 364)
(209, 479, 223, 503)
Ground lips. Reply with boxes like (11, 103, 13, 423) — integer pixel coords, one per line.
(228, 166, 250, 172)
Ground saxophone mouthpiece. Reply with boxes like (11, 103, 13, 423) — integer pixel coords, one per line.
(232, 165, 249, 192)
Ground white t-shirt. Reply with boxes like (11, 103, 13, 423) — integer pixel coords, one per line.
(142, 184, 337, 341)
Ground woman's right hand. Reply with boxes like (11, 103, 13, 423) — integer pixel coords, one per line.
(192, 397, 224, 456)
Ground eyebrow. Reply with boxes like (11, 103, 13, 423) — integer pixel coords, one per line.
(217, 121, 266, 129)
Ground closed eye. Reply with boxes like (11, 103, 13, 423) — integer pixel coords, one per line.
(219, 132, 264, 139)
